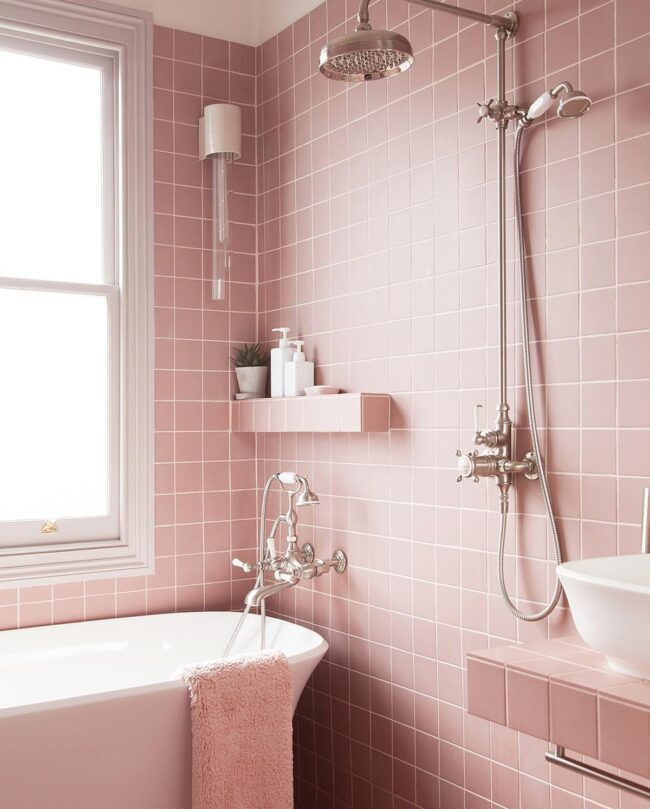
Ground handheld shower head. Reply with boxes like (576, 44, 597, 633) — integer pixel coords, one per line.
(556, 89, 592, 119)
(277, 471, 320, 506)
(297, 482, 319, 507)
(319, 0, 413, 81)
(523, 81, 592, 123)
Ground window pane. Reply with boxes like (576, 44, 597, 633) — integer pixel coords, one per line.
(0, 49, 104, 284)
(0, 289, 109, 522)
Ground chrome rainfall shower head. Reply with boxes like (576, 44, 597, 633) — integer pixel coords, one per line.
(320, 28, 413, 81)
(523, 81, 592, 123)
(319, 0, 413, 81)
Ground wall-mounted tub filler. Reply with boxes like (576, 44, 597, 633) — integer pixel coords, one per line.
(199, 103, 241, 301)
(227, 472, 347, 655)
(321, 0, 591, 622)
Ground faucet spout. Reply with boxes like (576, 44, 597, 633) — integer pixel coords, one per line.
(244, 576, 297, 608)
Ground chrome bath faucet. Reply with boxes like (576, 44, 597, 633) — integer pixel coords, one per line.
(232, 472, 347, 609)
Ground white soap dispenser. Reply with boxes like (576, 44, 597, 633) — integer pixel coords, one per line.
(270, 327, 293, 398)
(284, 340, 314, 397)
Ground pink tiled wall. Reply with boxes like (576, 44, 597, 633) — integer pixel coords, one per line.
(0, 26, 258, 630)
(253, 0, 650, 807)
(2, 2, 650, 807)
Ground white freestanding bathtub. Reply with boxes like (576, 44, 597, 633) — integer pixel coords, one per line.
(0, 611, 327, 809)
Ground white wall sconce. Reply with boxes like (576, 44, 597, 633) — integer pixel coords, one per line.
(199, 103, 241, 301)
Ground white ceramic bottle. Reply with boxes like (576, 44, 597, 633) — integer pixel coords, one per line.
(270, 327, 293, 398)
(284, 340, 314, 397)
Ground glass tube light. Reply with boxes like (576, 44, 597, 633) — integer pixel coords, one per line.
(199, 104, 241, 302)
(212, 153, 232, 301)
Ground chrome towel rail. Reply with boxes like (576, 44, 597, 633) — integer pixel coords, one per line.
(546, 745, 650, 799)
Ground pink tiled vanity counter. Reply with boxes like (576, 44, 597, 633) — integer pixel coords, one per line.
(468, 638, 650, 779)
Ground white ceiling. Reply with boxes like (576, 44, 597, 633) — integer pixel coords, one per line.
(115, 0, 324, 47)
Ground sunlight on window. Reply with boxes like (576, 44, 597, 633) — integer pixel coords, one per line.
(0, 48, 104, 283)
(0, 289, 109, 521)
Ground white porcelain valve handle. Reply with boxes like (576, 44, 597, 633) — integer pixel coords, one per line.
(474, 404, 484, 435)
(232, 558, 257, 573)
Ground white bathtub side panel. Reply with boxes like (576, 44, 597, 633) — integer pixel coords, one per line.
(0, 687, 191, 809)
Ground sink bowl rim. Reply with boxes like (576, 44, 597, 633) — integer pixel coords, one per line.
(558, 553, 650, 597)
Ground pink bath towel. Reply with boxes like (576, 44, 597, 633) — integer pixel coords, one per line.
(181, 650, 294, 809)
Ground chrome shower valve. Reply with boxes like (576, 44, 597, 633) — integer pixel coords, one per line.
(455, 448, 538, 483)
(456, 449, 499, 483)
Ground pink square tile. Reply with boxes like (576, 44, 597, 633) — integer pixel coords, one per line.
(618, 184, 650, 237)
(600, 681, 650, 710)
(18, 601, 52, 628)
(173, 30, 202, 63)
(581, 193, 615, 244)
(618, 282, 650, 333)
(581, 288, 615, 336)
(580, 3, 614, 60)
(617, 134, 650, 190)
(620, 332, 650, 380)
(153, 26, 173, 58)
(549, 680, 598, 757)
(491, 761, 519, 809)
(619, 381, 650, 427)
(466, 655, 506, 724)
(0, 604, 18, 630)
(505, 669, 550, 740)
(617, 33, 650, 93)
(599, 696, 650, 777)
(361, 394, 390, 432)
(617, 1, 650, 45)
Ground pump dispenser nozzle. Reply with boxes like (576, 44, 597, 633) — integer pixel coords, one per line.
(272, 327, 291, 345)
(290, 340, 305, 360)
(284, 339, 314, 397)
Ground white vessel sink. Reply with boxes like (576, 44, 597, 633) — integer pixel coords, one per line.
(559, 554, 650, 678)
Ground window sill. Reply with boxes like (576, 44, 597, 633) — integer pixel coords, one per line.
(0, 536, 154, 588)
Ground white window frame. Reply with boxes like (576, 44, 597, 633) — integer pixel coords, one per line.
(0, 0, 153, 586)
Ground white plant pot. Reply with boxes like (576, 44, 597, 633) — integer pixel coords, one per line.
(235, 366, 268, 397)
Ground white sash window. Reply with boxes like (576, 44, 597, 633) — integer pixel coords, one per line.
(0, 0, 153, 585)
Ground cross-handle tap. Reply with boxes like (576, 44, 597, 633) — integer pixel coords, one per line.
(476, 98, 522, 126)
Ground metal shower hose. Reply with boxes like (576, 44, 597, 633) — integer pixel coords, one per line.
(497, 123, 563, 622)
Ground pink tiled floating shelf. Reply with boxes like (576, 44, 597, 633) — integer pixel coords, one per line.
(468, 638, 650, 778)
(230, 393, 391, 433)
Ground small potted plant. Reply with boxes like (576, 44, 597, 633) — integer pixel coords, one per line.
(231, 343, 269, 399)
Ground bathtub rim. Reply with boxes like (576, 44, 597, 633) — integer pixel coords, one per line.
(0, 610, 328, 719)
